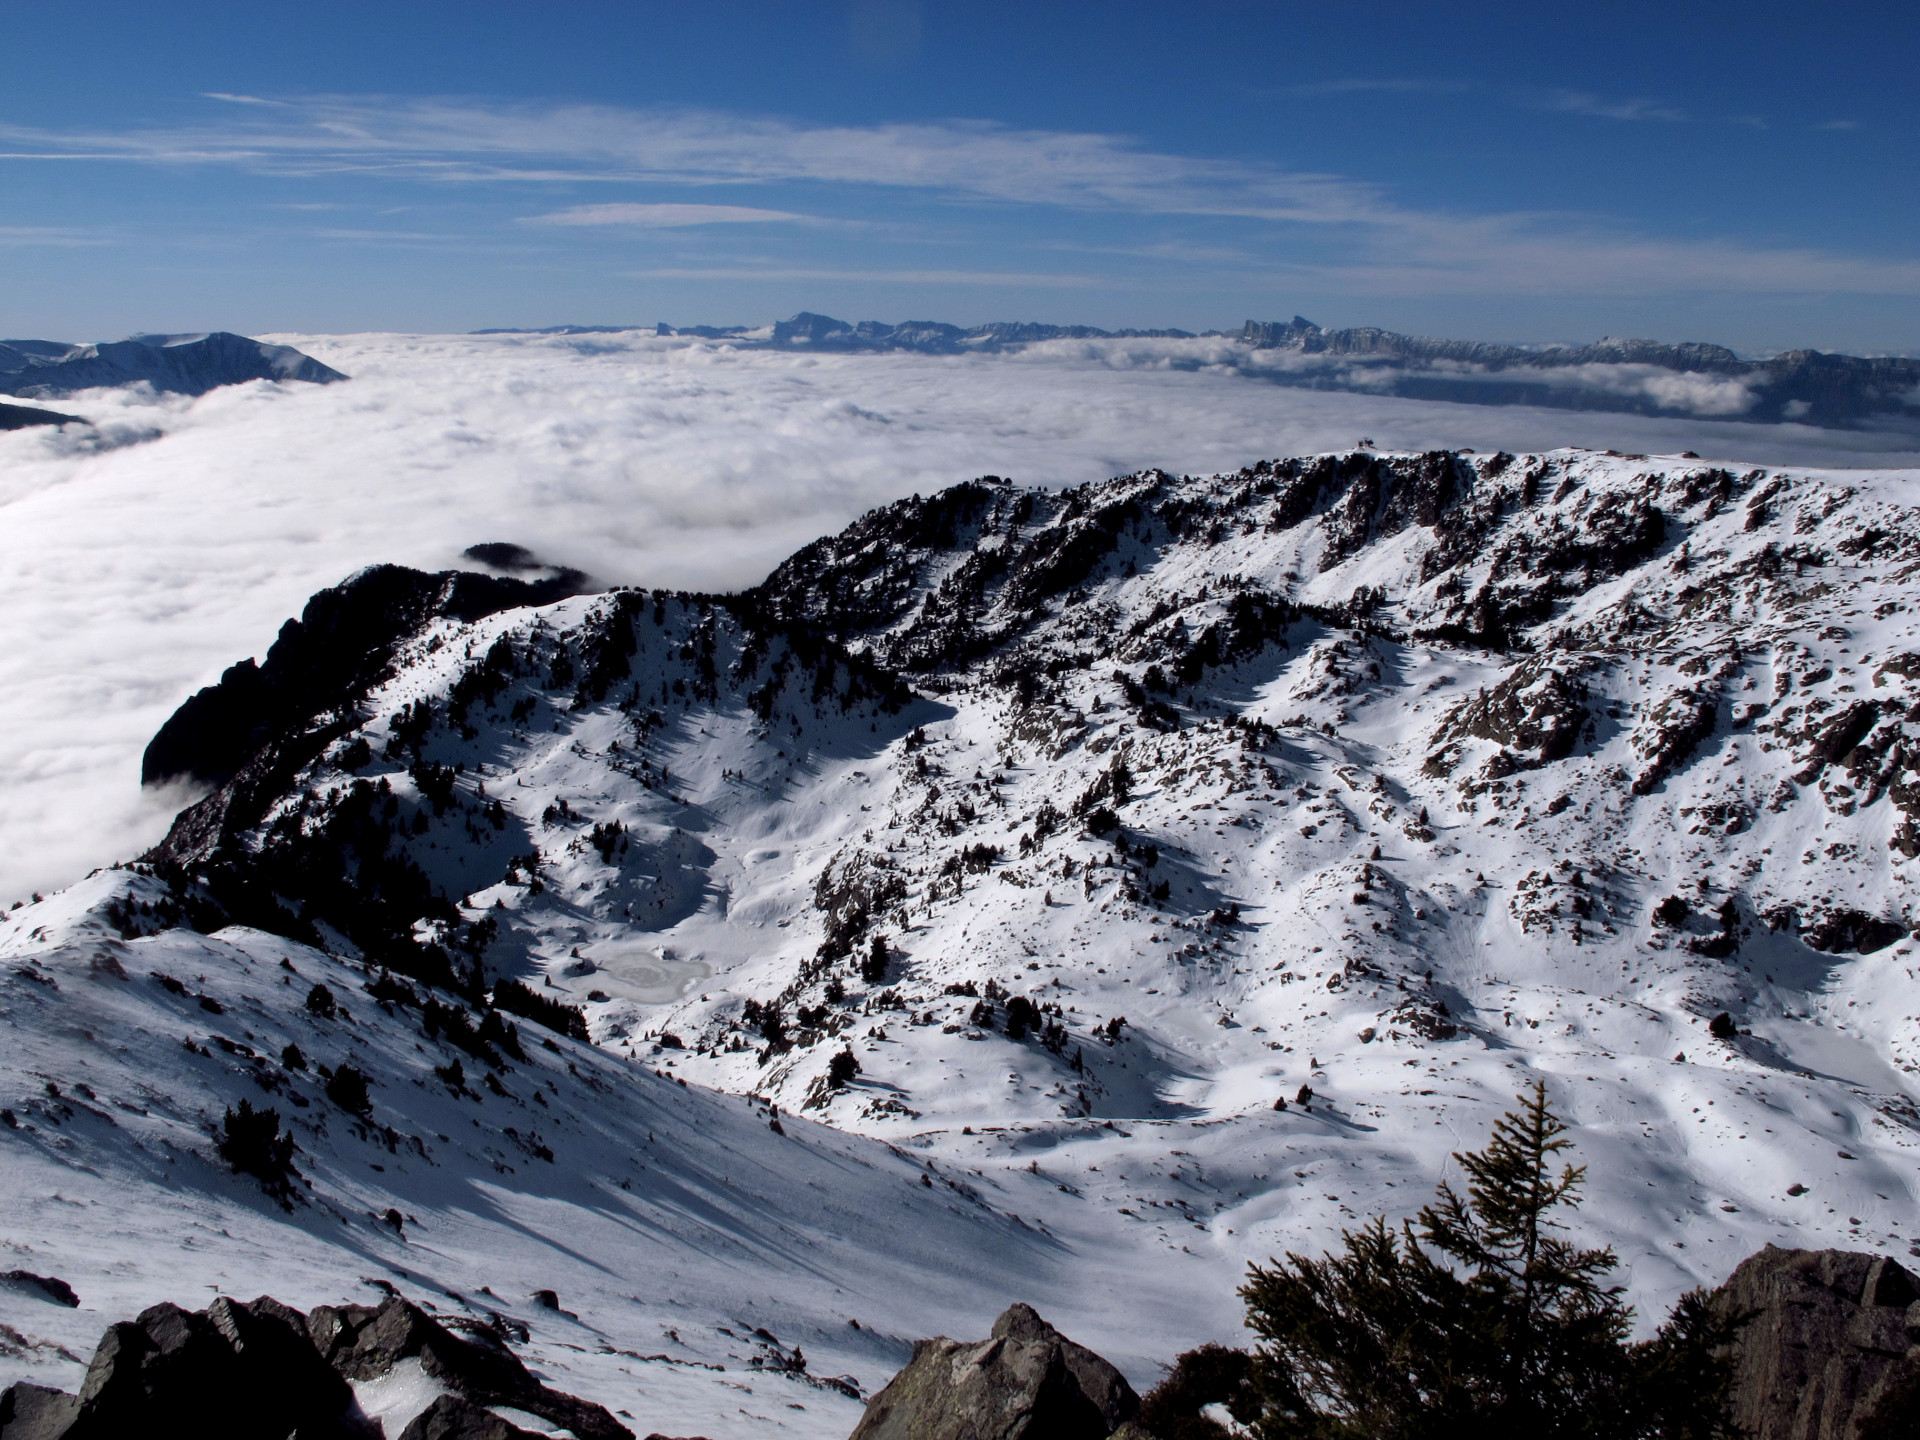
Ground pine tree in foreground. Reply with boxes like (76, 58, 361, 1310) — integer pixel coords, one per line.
(1239, 1082, 1741, 1440)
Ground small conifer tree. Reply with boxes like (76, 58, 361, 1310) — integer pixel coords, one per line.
(1240, 1082, 1740, 1439)
(861, 934, 889, 985)
(325, 1063, 372, 1116)
(218, 1100, 297, 1198)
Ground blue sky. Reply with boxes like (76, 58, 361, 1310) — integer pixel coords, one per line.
(1, 0, 1914, 351)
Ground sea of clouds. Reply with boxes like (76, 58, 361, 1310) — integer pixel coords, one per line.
(4, 328, 1919, 903)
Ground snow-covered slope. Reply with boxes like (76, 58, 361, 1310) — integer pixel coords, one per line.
(0, 871, 1185, 1439)
(9, 445, 1920, 1434)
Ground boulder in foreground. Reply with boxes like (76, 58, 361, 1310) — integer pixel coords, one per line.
(0, 1291, 630, 1440)
(848, 1302, 1138, 1440)
(1714, 1246, 1920, 1440)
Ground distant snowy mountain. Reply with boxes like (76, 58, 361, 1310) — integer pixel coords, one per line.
(476, 314, 1920, 429)
(10, 443, 1920, 1433)
(1239, 316, 1920, 428)
(0, 331, 346, 399)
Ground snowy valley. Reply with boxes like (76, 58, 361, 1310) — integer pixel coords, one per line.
(7, 444, 1920, 1436)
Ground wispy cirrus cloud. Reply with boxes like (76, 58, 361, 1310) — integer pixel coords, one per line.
(0, 225, 112, 247)
(1531, 90, 1690, 123)
(0, 94, 1915, 298)
(525, 202, 812, 228)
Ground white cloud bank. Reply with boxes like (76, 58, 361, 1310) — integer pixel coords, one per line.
(3, 328, 1918, 903)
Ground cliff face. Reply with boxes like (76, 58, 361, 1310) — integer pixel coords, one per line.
(1715, 1248, 1920, 1440)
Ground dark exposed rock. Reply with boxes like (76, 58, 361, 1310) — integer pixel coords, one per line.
(142, 563, 595, 794)
(0, 1272, 79, 1308)
(0, 1383, 80, 1440)
(310, 1295, 630, 1440)
(60, 1294, 370, 1439)
(1629, 688, 1718, 795)
(849, 1302, 1138, 1440)
(398, 1393, 543, 1440)
(1429, 659, 1589, 776)
(1714, 1247, 1920, 1440)
(1799, 909, 1909, 957)
(3, 1292, 629, 1440)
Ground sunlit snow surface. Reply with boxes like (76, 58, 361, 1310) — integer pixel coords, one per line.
(5, 336, 1920, 1438)
(5, 327, 1920, 903)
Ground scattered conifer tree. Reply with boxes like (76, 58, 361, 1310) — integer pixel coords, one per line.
(325, 1064, 372, 1116)
(1141, 1343, 1259, 1440)
(218, 1100, 297, 1198)
(1240, 1082, 1740, 1439)
(862, 934, 889, 985)
(827, 1049, 860, 1089)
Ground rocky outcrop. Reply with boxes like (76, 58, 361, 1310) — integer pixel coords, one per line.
(0, 1292, 630, 1440)
(142, 563, 593, 794)
(1714, 1247, 1920, 1440)
(1629, 688, 1719, 795)
(1428, 658, 1590, 777)
(848, 1302, 1138, 1440)
(309, 1294, 629, 1440)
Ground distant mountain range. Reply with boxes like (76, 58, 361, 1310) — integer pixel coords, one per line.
(480, 312, 1920, 428)
(0, 332, 346, 400)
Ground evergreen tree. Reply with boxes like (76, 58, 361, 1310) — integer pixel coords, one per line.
(861, 933, 889, 985)
(217, 1101, 297, 1198)
(1239, 1083, 1739, 1440)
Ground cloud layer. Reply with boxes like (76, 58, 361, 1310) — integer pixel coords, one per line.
(3, 329, 1918, 904)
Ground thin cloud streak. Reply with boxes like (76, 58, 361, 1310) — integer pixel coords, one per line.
(526, 202, 812, 228)
(1, 96, 1917, 296)
(1533, 89, 1690, 122)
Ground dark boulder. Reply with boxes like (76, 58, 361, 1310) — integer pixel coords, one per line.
(60, 1294, 370, 1439)
(0, 1292, 630, 1440)
(1714, 1246, 1920, 1439)
(0, 1272, 79, 1308)
(309, 1295, 630, 1440)
(0, 1384, 80, 1440)
(849, 1302, 1138, 1440)
(398, 1392, 544, 1440)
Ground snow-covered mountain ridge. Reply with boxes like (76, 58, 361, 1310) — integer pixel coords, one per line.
(480, 313, 1920, 427)
(0, 331, 345, 399)
(8, 444, 1920, 1434)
